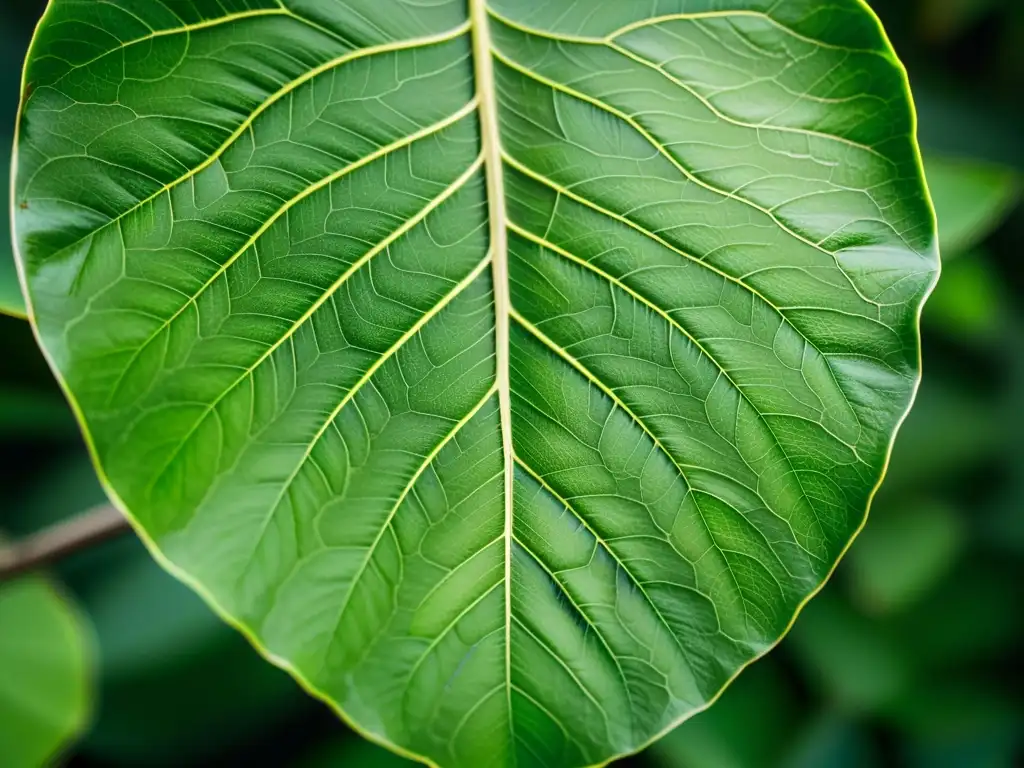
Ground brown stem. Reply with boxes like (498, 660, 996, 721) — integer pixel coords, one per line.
(0, 504, 132, 581)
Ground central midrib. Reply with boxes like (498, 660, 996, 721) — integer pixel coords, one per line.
(469, 0, 515, 729)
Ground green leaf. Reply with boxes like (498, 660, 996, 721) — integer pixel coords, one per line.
(877, 380, 1001, 495)
(845, 500, 963, 615)
(0, 576, 93, 768)
(5, 452, 308, 765)
(923, 249, 1005, 341)
(12, 2, 937, 765)
(788, 592, 911, 712)
(922, 155, 1019, 258)
(647, 661, 797, 768)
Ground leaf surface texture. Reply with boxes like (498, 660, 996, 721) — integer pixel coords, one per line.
(13, 1, 937, 765)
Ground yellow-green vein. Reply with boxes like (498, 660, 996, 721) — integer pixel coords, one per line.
(469, 0, 515, 735)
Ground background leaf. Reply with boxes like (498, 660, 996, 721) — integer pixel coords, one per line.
(876, 381, 1002, 495)
(5, 454, 312, 766)
(845, 499, 963, 615)
(0, 575, 93, 768)
(923, 250, 1006, 340)
(923, 155, 1019, 257)
(788, 594, 911, 713)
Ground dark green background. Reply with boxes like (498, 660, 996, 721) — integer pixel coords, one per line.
(1, 0, 1021, 766)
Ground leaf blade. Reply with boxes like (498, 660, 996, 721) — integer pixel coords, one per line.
(13, 2, 938, 766)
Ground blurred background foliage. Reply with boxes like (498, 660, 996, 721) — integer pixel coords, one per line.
(0, 0, 1022, 765)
